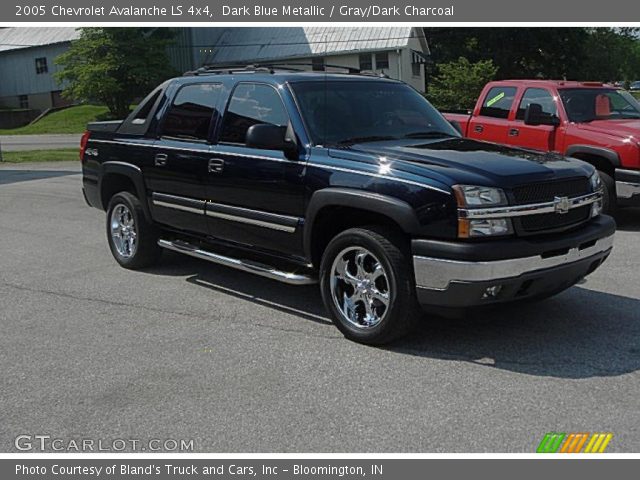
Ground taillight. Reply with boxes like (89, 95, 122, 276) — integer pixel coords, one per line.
(79, 130, 91, 162)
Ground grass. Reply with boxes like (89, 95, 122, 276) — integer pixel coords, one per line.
(632, 91, 640, 101)
(0, 149, 79, 163)
(0, 105, 109, 135)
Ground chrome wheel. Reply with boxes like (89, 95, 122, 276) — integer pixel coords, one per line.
(330, 247, 391, 329)
(110, 203, 137, 258)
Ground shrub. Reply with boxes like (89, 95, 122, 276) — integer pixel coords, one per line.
(427, 58, 498, 111)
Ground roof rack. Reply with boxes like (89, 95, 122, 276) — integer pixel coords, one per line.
(183, 63, 390, 78)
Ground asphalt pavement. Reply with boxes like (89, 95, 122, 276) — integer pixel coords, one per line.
(0, 161, 639, 452)
(0, 134, 82, 151)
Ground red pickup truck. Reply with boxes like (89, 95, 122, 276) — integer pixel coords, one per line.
(444, 80, 640, 212)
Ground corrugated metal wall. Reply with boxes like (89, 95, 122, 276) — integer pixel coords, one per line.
(0, 43, 69, 98)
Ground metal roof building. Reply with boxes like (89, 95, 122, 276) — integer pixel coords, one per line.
(0, 26, 430, 118)
(170, 27, 430, 92)
(0, 27, 79, 112)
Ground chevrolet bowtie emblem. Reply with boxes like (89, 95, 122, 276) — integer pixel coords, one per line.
(554, 196, 571, 214)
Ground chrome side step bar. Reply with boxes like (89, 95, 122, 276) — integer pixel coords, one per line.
(158, 239, 317, 286)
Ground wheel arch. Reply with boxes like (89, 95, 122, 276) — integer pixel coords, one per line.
(565, 145, 620, 177)
(304, 188, 420, 268)
(99, 161, 152, 221)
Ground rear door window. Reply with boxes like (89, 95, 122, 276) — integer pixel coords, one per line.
(516, 88, 557, 120)
(160, 83, 223, 141)
(219, 83, 289, 145)
(479, 87, 517, 119)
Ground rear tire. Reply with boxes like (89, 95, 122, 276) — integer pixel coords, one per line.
(106, 192, 162, 269)
(319, 226, 421, 345)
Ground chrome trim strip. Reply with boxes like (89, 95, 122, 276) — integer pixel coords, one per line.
(207, 201, 299, 225)
(90, 138, 286, 162)
(616, 181, 640, 199)
(459, 191, 601, 219)
(89, 139, 449, 193)
(150, 192, 298, 231)
(615, 168, 640, 177)
(308, 162, 451, 194)
(90, 138, 206, 153)
(213, 150, 288, 163)
(205, 209, 296, 233)
(151, 192, 206, 215)
(158, 239, 317, 285)
(413, 234, 614, 291)
(152, 200, 204, 215)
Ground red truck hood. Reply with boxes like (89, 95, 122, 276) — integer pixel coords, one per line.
(575, 119, 640, 141)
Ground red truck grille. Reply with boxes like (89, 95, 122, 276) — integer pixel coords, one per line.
(512, 178, 590, 205)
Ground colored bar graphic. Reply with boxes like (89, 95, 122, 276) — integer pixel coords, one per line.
(537, 433, 566, 453)
(538, 433, 613, 453)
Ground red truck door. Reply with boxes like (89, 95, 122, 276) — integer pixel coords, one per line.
(468, 85, 518, 144)
(507, 87, 559, 151)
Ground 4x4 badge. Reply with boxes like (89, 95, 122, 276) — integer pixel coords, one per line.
(554, 196, 570, 214)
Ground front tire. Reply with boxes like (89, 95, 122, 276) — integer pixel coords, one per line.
(599, 171, 617, 215)
(319, 226, 420, 345)
(106, 192, 162, 269)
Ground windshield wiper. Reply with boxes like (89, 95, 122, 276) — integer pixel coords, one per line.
(336, 135, 398, 145)
(402, 131, 458, 139)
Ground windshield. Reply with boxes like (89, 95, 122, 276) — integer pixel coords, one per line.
(559, 88, 640, 123)
(290, 80, 460, 146)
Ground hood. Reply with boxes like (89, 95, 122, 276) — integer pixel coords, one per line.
(330, 138, 594, 188)
(575, 119, 640, 141)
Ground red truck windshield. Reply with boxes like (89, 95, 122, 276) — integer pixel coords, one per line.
(290, 80, 460, 146)
(559, 88, 640, 123)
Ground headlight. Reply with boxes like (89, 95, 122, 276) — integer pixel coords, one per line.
(454, 185, 512, 237)
(453, 185, 507, 207)
(590, 171, 602, 192)
(589, 172, 603, 217)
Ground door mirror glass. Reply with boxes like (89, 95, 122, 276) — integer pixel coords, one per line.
(246, 124, 298, 159)
(246, 124, 286, 149)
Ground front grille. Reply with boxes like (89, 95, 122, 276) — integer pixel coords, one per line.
(519, 205, 591, 233)
(512, 178, 590, 205)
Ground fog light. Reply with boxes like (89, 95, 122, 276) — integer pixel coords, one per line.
(459, 218, 513, 238)
(482, 285, 503, 299)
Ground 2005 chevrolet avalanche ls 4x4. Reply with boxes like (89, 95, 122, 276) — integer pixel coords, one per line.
(81, 66, 615, 345)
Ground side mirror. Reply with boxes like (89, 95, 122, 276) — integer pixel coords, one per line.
(524, 103, 560, 127)
(245, 123, 299, 160)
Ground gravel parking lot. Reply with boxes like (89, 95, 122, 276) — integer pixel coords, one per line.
(1, 161, 639, 452)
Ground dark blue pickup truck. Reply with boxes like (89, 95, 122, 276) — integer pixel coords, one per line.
(81, 66, 615, 344)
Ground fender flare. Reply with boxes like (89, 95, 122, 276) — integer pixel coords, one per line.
(303, 188, 421, 260)
(99, 161, 152, 221)
(565, 145, 620, 168)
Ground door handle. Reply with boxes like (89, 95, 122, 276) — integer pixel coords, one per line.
(208, 158, 225, 174)
(154, 153, 168, 166)
(474, 125, 484, 133)
(508, 128, 519, 137)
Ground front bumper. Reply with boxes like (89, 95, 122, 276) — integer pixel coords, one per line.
(616, 168, 640, 206)
(412, 215, 615, 308)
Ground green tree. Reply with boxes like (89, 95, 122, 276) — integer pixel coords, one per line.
(55, 28, 177, 118)
(423, 27, 640, 82)
(427, 57, 498, 111)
